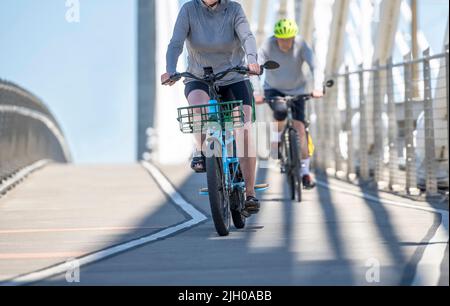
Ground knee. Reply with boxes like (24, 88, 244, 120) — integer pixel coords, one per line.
(272, 100, 288, 121)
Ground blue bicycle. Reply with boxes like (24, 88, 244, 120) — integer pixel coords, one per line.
(164, 61, 279, 236)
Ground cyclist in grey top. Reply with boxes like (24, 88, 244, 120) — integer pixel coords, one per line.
(255, 19, 324, 189)
(162, 0, 261, 213)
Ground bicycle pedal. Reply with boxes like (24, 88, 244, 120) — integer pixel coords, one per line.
(199, 188, 208, 196)
(255, 184, 269, 192)
(244, 208, 260, 216)
(241, 210, 251, 218)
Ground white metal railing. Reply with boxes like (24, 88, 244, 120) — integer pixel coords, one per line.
(312, 46, 449, 198)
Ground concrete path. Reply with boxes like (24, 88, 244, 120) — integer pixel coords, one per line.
(0, 162, 447, 286)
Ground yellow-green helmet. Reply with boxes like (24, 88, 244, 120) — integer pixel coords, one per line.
(274, 18, 298, 39)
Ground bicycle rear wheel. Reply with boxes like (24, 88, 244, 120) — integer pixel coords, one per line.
(206, 156, 231, 236)
(287, 129, 302, 202)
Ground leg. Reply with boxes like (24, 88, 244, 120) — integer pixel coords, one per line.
(265, 90, 288, 160)
(235, 105, 257, 197)
(187, 89, 210, 153)
(221, 81, 259, 205)
(184, 82, 210, 172)
(292, 98, 315, 189)
(269, 119, 286, 160)
(292, 120, 308, 159)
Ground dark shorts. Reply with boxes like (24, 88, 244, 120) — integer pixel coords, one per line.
(184, 80, 254, 107)
(264, 89, 306, 123)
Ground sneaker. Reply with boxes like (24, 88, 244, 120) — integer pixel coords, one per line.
(191, 154, 206, 173)
(302, 175, 316, 190)
(280, 161, 286, 174)
(244, 196, 260, 215)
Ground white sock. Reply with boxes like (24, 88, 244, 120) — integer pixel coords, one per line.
(301, 158, 310, 176)
(193, 148, 203, 158)
(271, 130, 282, 143)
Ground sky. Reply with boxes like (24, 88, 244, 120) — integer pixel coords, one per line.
(0, 0, 136, 164)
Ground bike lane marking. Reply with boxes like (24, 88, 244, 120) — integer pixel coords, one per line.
(0, 161, 207, 286)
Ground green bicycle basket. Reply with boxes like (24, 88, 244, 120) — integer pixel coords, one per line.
(177, 100, 245, 134)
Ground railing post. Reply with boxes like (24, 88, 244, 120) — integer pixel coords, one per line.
(314, 95, 325, 170)
(386, 57, 399, 191)
(344, 67, 355, 180)
(324, 91, 333, 171)
(373, 60, 385, 187)
(359, 65, 370, 180)
(404, 53, 418, 195)
(422, 48, 439, 195)
(333, 80, 342, 174)
(446, 44, 449, 189)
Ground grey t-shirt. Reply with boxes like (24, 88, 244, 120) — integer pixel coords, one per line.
(258, 36, 322, 96)
(166, 0, 258, 86)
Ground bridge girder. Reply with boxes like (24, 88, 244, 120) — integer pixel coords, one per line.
(256, 0, 270, 47)
(298, 0, 315, 46)
(325, 0, 350, 75)
(373, 0, 402, 64)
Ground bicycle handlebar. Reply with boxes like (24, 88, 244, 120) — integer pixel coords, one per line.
(162, 66, 258, 86)
(162, 61, 280, 86)
(265, 79, 335, 104)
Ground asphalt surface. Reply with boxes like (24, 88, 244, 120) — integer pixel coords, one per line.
(0, 162, 448, 286)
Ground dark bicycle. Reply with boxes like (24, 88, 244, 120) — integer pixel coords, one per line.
(267, 80, 334, 203)
(163, 61, 279, 236)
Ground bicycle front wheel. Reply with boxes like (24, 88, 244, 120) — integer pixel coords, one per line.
(230, 188, 246, 229)
(206, 157, 231, 236)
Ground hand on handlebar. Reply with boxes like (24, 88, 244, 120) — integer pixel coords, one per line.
(254, 94, 265, 105)
(248, 63, 261, 76)
(311, 90, 324, 99)
(161, 73, 177, 86)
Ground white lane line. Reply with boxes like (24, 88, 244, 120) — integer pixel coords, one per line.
(316, 179, 449, 286)
(141, 161, 207, 224)
(1, 162, 207, 286)
(0, 160, 50, 196)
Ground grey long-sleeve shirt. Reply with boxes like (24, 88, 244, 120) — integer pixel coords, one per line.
(257, 36, 323, 96)
(166, 0, 258, 86)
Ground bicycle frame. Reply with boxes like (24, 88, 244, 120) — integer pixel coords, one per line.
(279, 97, 307, 152)
(280, 99, 295, 139)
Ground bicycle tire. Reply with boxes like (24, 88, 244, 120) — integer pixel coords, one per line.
(206, 156, 231, 236)
(231, 189, 246, 229)
(288, 129, 302, 203)
(281, 132, 294, 200)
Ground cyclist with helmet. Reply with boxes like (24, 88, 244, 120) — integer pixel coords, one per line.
(255, 18, 324, 189)
(161, 0, 262, 213)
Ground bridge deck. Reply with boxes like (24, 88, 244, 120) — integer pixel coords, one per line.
(0, 163, 447, 286)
